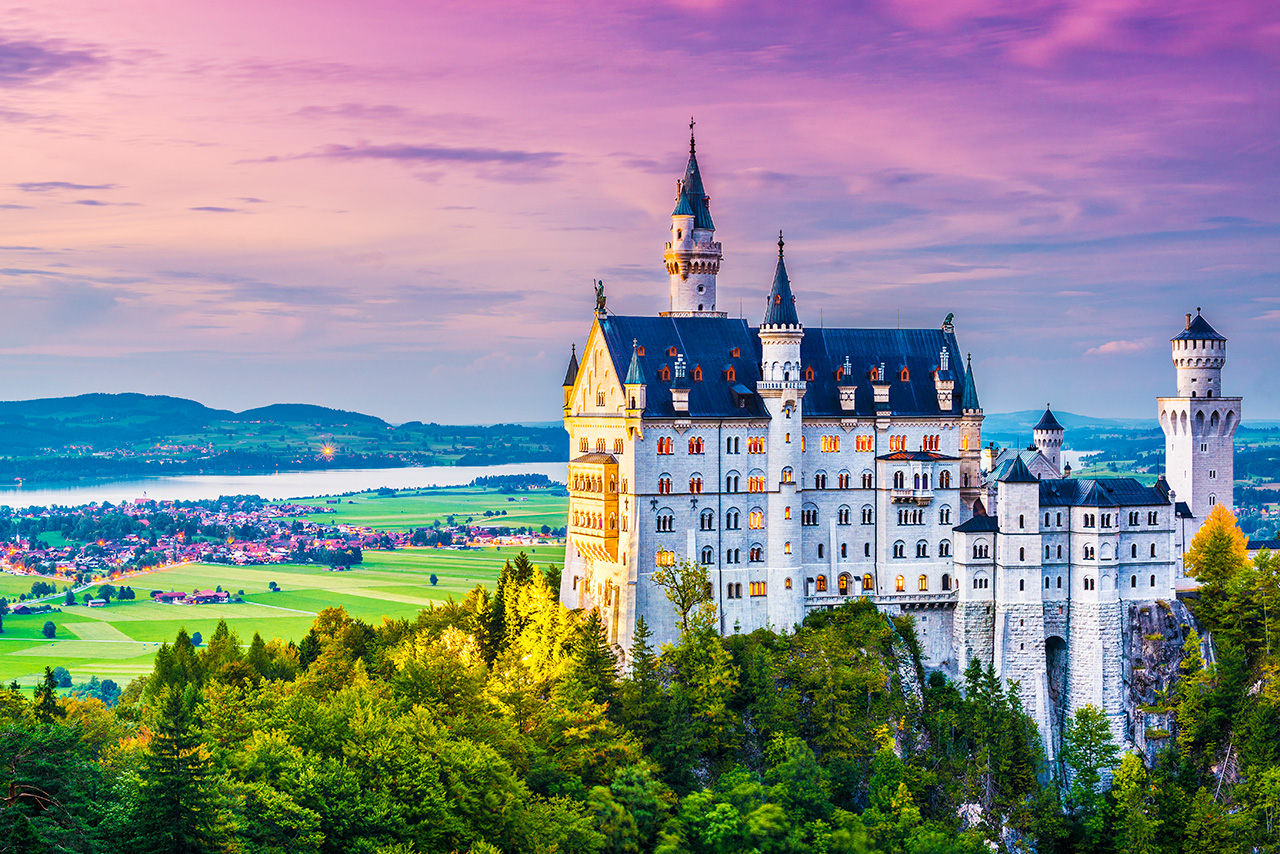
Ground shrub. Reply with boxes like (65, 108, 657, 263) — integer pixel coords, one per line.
(192, 631, 203, 646)
(429, 573, 438, 586)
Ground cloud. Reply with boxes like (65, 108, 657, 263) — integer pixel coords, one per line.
(16, 181, 117, 193)
(0, 36, 101, 86)
(0, 204, 31, 210)
(1084, 340, 1149, 356)
(247, 142, 561, 167)
(190, 206, 243, 213)
(72, 199, 137, 207)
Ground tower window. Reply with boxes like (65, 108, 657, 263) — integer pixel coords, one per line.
(805, 366, 815, 381)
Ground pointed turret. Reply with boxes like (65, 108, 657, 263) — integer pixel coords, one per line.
(624, 339, 647, 414)
(625, 341, 645, 385)
(663, 120, 724, 316)
(561, 344, 579, 413)
(961, 353, 981, 413)
(1033, 404, 1064, 474)
(762, 232, 800, 328)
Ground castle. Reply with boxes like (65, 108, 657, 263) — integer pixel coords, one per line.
(559, 130, 1240, 753)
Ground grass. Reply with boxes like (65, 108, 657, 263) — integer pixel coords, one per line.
(0, 544, 564, 689)
(279, 486, 568, 532)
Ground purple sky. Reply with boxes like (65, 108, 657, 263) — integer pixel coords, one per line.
(1, 0, 1277, 423)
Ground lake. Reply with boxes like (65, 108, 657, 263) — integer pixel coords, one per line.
(0, 462, 569, 508)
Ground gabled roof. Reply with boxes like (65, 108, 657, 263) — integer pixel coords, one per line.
(961, 353, 981, 411)
(1248, 539, 1280, 551)
(1173, 312, 1225, 341)
(1034, 406, 1063, 432)
(571, 452, 618, 465)
(954, 515, 999, 533)
(681, 134, 715, 230)
(999, 454, 1039, 483)
(562, 345, 579, 387)
(762, 235, 800, 328)
(1038, 477, 1171, 508)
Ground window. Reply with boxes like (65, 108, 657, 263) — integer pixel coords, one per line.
(940, 470, 951, 488)
(893, 541, 905, 558)
(838, 506, 851, 525)
(864, 542, 871, 557)
(781, 467, 794, 483)
(727, 548, 740, 563)
(1019, 547, 1025, 561)
(1150, 574, 1156, 587)
(973, 576, 989, 589)
(750, 545, 763, 562)
(748, 476, 765, 492)
(657, 475, 672, 495)
(700, 509, 715, 531)
(1150, 543, 1157, 557)
(821, 435, 840, 452)
(579, 437, 589, 452)
(1019, 514, 1025, 529)
(814, 472, 828, 489)
(725, 509, 740, 529)
(1045, 545, 1051, 559)
(1019, 579, 1025, 591)
(1209, 494, 1217, 506)
(726, 474, 740, 492)
(841, 543, 848, 558)
(1132, 544, 1138, 558)
(749, 581, 767, 597)
(818, 544, 825, 559)
(1084, 545, 1095, 560)
(1057, 576, 1062, 588)
(748, 437, 766, 454)
(701, 546, 713, 565)
(1131, 575, 1137, 588)
(614, 439, 624, 455)
(838, 472, 851, 488)
(942, 574, 951, 591)
(1084, 577, 1095, 590)
(896, 575, 906, 592)
(693, 366, 702, 382)
(801, 436, 805, 451)
(816, 575, 827, 592)
(972, 542, 990, 558)
(785, 578, 792, 589)
(918, 574, 928, 591)
(727, 437, 740, 454)
(596, 391, 605, 406)
(657, 437, 673, 455)
(785, 506, 791, 520)
(1057, 513, 1062, 526)
(689, 475, 703, 494)
(1045, 513, 1051, 527)
(916, 541, 928, 558)
(595, 438, 606, 452)
(688, 437, 704, 454)
(939, 540, 951, 557)
(939, 506, 951, 525)
(1148, 511, 1157, 525)
(893, 471, 905, 489)
(784, 541, 791, 554)
(1045, 576, 1050, 589)
(1209, 470, 1216, 479)
(656, 512, 674, 532)
(801, 507, 818, 526)
(749, 510, 764, 529)
(1057, 545, 1062, 558)
(900, 367, 910, 382)
(838, 573, 850, 595)
(862, 473, 874, 489)
(805, 366, 815, 381)
(726, 582, 739, 599)
(863, 574, 874, 591)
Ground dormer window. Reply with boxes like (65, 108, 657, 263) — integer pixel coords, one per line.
(900, 368, 910, 382)
(668, 346, 677, 357)
(693, 366, 703, 382)
(730, 347, 740, 358)
(725, 366, 736, 382)
(869, 368, 879, 382)
(774, 294, 783, 305)
(835, 367, 843, 380)
(636, 345, 645, 356)
(804, 366, 814, 381)
(660, 366, 671, 381)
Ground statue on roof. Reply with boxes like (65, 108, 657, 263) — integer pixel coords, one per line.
(943, 312, 954, 332)
(594, 279, 606, 313)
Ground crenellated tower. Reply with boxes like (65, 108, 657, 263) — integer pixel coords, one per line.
(663, 122, 725, 317)
(1033, 405, 1064, 476)
(1157, 309, 1241, 531)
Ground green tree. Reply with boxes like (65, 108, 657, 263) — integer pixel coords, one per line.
(41, 620, 55, 639)
(650, 557, 716, 635)
(1112, 753, 1160, 854)
(133, 684, 220, 854)
(1184, 503, 1249, 631)
(1061, 704, 1120, 847)
(32, 667, 64, 722)
(1182, 787, 1238, 854)
(562, 609, 619, 709)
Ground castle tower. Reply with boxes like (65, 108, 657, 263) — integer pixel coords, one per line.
(561, 344, 579, 416)
(1033, 405, 1064, 476)
(663, 123, 725, 317)
(993, 456, 1051, 746)
(1157, 310, 1241, 529)
(958, 354, 985, 517)
(756, 233, 805, 630)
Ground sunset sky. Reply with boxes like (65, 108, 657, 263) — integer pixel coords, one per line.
(1, 0, 1277, 423)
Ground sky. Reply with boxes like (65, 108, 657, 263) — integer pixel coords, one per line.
(0, 0, 1277, 424)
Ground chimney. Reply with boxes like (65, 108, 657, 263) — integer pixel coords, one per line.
(1186, 313, 1192, 329)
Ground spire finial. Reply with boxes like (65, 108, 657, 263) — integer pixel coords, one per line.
(632, 337, 638, 351)
(571, 343, 576, 356)
(778, 229, 785, 257)
(1197, 306, 1202, 315)
(689, 116, 696, 154)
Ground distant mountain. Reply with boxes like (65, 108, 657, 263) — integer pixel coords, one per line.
(982, 410, 1158, 437)
(229, 403, 389, 427)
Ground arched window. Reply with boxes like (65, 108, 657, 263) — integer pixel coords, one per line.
(939, 505, 951, 525)
(816, 575, 827, 592)
(940, 470, 951, 488)
(656, 511, 674, 532)
(1019, 514, 1025, 529)
(896, 575, 905, 592)
(1131, 543, 1138, 558)
(1057, 544, 1063, 558)
(916, 540, 928, 558)
(861, 506, 873, 524)
(939, 539, 951, 557)
(918, 574, 928, 591)
(838, 573, 850, 595)
(862, 472, 873, 489)
(689, 474, 703, 494)
(914, 472, 921, 489)
(657, 475, 672, 494)
(838, 505, 851, 525)
(700, 509, 715, 530)
(817, 543, 825, 559)
(1150, 543, 1156, 557)
(781, 467, 794, 484)
(701, 546, 713, 565)
(1131, 575, 1137, 588)
(941, 573, 951, 591)
(750, 545, 763, 562)
(864, 542, 871, 556)
(1045, 576, 1050, 589)
(725, 509, 740, 529)
(893, 471, 905, 489)
(862, 574, 874, 591)
(893, 541, 905, 558)
(1019, 547, 1025, 561)
(840, 543, 848, 558)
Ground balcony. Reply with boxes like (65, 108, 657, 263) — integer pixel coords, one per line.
(756, 380, 807, 391)
(890, 488, 934, 505)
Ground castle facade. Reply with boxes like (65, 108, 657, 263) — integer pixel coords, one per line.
(559, 132, 1239, 752)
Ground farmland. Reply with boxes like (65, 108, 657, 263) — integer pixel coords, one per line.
(0, 543, 564, 689)
(280, 485, 568, 532)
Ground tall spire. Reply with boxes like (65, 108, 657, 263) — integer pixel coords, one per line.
(663, 121, 723, 316)
(625, 339, 646, 385)
(961, 352, 981, 412)
(680, 119, 714, 230)
(562, 343, 579, 387)
(762, 230, 800, 328)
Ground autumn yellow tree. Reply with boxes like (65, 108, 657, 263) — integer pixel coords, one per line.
(1184, 504, 1249, 630)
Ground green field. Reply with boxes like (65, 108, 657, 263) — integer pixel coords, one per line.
(282, 486, 568, 531)
(0, 544, 563, 688)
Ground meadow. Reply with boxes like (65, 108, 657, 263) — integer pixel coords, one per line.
(280, 486, 568, 532)
(0, 543, 564, 689)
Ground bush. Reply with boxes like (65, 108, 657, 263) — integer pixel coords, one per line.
(429, 573, 438, 586)
(42, 621, 56, 639)
(192, 631, 203, 646)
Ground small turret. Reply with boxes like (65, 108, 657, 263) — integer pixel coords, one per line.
(961, 353, 981, 414)
(933, 346, 955, 411)
(624, 340, 646, 414)
(1171, 307, 1227, 398)
(1033, 404, 1064, 474)
(663, 120, 724, 316)
(562, 344, 579, 413)
(871, 361, 891, 412)
(761, 231, 800, 329)
(670, 353, 690, 413)
(838, 355, 857, 411)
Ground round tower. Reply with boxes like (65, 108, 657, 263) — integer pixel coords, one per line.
(662, 122, 725, 317)
(756, 233, 805, 630)
(1033, 405, 1064, 475)
(1172, 308, 1226, 398)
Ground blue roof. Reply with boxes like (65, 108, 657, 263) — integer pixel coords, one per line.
(954, 515, 999, 533)
(681, 141, 715, 231)
(999, 454, 1039, 483)
(1037, 477, 1170, 507)
(1034, 406, 1063, 432)
(598, 315, 976, 419)
(1172, 312, 1225, 342)
(624, 343, 645, 385)
(671, 188, 695, 218)
(563, 346, 579, 387)
(961, 353, 981, 411)
(762, 240, 800, 328)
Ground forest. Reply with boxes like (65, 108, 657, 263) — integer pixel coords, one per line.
(2, 508, 1279, 854)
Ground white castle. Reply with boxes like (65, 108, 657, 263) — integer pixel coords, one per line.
(559, 130, 1240, 752)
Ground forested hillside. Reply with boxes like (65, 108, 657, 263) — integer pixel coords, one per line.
(2, 512, 1279, 853)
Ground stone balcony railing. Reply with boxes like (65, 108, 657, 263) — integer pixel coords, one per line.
(891, 488, 934, 504)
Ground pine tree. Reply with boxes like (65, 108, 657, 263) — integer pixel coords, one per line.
(246, 631, 270, 679)
(1113, 753, 1161, 854)
(564, 609, 619, 709)
(32, 666, 63, 722)
(134, 684, 219, 854)
(618, 617, 664, 749)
